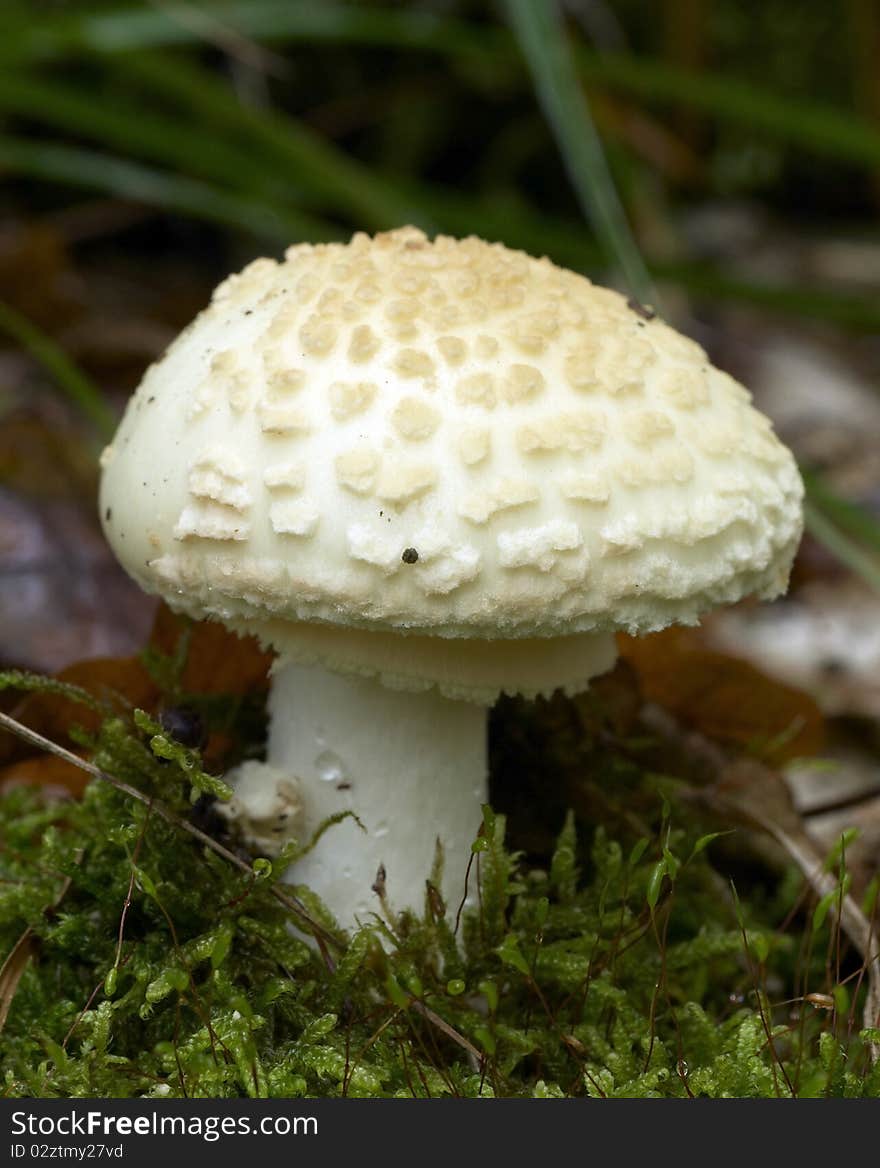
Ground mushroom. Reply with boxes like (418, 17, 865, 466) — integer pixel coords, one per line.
(99, 226, 803, 929)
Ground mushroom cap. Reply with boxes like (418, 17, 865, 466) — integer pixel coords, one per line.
(99, 227, 803, 699)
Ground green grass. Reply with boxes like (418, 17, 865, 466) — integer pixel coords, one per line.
(0, 299, 115, 442)
(0, 3, 876, 326)
(4, 3, 880, 169)
(504, 0, 654, 302)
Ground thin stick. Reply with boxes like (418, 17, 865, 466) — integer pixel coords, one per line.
(0, 709, 343, 958)
(410, 1000, 483, 1065)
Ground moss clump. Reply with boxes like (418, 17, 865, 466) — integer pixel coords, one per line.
(1, 684, 878, 1098)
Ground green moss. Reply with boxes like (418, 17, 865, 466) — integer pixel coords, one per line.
(0, 674, 878, 1098)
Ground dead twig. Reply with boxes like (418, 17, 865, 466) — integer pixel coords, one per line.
(0, 930, 38, 1035)
(0, 709, 344, 963)
(0, 860, 78, 1035)
(687, 756, 880, 1062)
(410, 1000, 484, 1067)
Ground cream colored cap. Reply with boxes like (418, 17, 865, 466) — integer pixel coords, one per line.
(99, 227, 803, 699)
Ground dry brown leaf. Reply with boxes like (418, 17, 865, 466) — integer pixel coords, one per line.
(0, 928, 38, 1035)
(618, 627, 825, 764)
(0, 605, 272, 793)
(0, 754, 87, 798)
(0, 654, 157, 792)
(0, 655, 159, 768)
(148, 603, 273, 696)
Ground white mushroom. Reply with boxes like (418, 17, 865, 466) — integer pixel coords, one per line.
(99, 226, 804, 930)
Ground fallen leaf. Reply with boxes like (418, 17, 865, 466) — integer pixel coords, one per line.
(0, 753, 86, 798)
(618, 627, 825, 765)
(148, 603, 273, 696)
(0, 655, 159, 767)
(0, 604, 273, 793)
(709, 579, 880, 719)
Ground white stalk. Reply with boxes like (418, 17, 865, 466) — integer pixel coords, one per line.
(266, 661, 487, 928)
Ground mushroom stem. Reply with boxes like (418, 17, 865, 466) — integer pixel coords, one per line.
(266, 661, 487, 928)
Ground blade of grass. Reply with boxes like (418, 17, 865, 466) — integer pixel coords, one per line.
(130, 49, 880, 330)
(121, 51, 428, 232)
(66, 28, 880, 330)
(4, 64, 875, 333)
(5, 4, 880, 171)
(503, 0, 653, 303)
(575, 49, 880, 171)
(5, 17, 878, 330)
(648, 261, 880, 332)
(803, 471, 880, 555)
(0, 70, 305, 204)
(803, 501, 880, 594)
(5, 132, 877, 333)
(0, 299, 115, 441)
(0, 136, 335, 243)
(0, 2, 504, 66)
